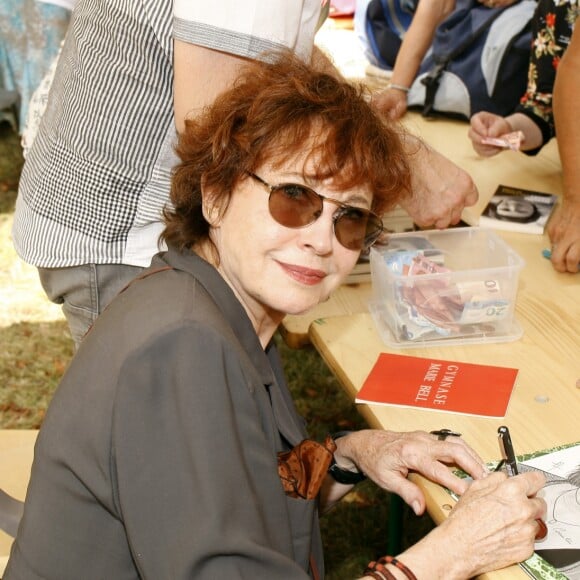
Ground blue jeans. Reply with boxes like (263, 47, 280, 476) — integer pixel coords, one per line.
(38, 263, 144, 348)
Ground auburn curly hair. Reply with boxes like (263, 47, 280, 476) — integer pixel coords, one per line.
(162, 49, 411, 253)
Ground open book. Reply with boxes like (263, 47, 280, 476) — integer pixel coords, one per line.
(450, 442, 580, 579)
(518, 443, 580, 579)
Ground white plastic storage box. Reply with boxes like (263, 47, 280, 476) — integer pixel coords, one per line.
(369, 227, 525, 347)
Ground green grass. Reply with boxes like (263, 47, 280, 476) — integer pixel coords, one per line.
(0, 119, 434, 578)
(0, 320, 73, 428)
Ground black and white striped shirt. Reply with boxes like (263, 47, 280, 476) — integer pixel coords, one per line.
(13, 0, 321, 268)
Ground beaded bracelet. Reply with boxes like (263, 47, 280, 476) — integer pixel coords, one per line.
(364, 562, 396, 579)
(365, 556, 417, 580)
(388, 83, 410, 93)
(381, 556, 418, 580)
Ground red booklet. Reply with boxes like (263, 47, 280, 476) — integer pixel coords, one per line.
(356, 353, 518, 418)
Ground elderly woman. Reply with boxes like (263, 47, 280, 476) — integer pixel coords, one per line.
(5, 52, 545, 580)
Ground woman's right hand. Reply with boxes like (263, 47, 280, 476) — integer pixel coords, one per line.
(357, 471, 546, 580)
(468, 111, 513, 157)
(424, 471, 547, 578)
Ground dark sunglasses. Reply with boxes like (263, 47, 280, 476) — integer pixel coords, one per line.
(248, 173, 384, 251)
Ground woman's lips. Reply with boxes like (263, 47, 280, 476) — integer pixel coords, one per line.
(278, 262, 327, 286)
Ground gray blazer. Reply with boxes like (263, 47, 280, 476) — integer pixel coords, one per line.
(5, 248, 324, 579)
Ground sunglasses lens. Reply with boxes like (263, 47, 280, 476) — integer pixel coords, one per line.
(268, 184, 322, 228)
(267, 180, 382, 252)
(334, 209, 383, 251)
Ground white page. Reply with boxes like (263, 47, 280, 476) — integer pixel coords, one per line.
(521, 445, 580, 552)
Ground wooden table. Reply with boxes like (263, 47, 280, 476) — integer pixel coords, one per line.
(308, 229, 579, 579)
(0, 430, 37, 576)
(280, 111, 563, 349)
(309, 229, 580, 458)
(279, 108, 578, 577)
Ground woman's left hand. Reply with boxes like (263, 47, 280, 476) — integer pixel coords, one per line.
(334, 429, 488, 515)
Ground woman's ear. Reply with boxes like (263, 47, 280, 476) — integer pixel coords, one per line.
(200, 180, 222, 226)
(202, 199, 221, 226)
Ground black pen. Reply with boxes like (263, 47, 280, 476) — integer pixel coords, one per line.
(498, 425, 518, 476)
(497, 426, 548, 540)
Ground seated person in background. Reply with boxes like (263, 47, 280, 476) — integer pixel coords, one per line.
(371, 0, 517, 120)
(469, 0, 579, 273)
(469, 0, 577, 157)
(4, 51, 545, 580)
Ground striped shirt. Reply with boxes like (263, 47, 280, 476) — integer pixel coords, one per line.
(13, 0, 321, 268)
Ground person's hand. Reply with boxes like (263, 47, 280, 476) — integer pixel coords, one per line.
(334, 429, 488, 516)
(372, 87, 408, 120)
(422, 471, 547, 578)
(468, 111, 513, 157)
(357, 470, 546, 580)
(400, 138, 479, 228)
(547, 198, 580, 273)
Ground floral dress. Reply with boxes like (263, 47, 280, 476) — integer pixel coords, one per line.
(516, 0, 579, 153)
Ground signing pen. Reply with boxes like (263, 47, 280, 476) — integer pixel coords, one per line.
(497, 426, 548, 541)
(498, 425, 518, 477)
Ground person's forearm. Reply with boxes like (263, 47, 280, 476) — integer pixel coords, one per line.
(173, 41, 343, 135)
(390, 26, 438, 88)
(553, 34, 580, 204)
(390, 524, 471, 579)
(389, 39, 432, 88)
(173, 41, 250, 133)
(356, 526, 468, 580)
(390, 0, 455, 88)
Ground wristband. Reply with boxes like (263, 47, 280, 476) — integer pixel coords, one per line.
(380, 556, 418, 580)
(388, 83, 410, 93)
(365, 556, 417, 580)
(327, 431, 367, 485)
